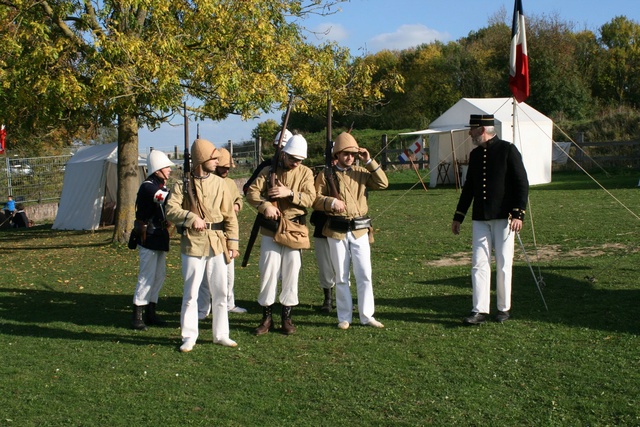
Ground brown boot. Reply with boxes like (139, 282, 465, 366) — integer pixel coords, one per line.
(281, 305, 296, 335)
(131, 305, 148, 330)
(254, 305, 273, 336)
(321, 288, 333, 313)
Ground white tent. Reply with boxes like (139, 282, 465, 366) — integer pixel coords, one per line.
(52, 143, 147, 230)
(401, 98, 553, 187)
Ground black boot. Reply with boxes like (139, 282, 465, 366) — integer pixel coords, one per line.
(145, 302, 167, 327)
(281, 305, 296, 335)
(254, 305, 273, 336)
(131, 305, 148, 330)
(321, 288, 333, 313)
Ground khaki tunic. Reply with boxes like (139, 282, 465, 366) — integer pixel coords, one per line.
(166, 175, 239, 257)
(224, 177, 243, 212)
(246, 163, 316, 238)
(313, 159, 388, 240)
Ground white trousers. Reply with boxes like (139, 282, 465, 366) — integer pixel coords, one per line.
(180, 250, 231, 344)
(327, 231, 376, 324)
(471, 219, 515, 314)
(133, 246, 166, 306)
(314, 237, 335, 289)
(197, 258, 236, 318)
(257, 236, 301, 307)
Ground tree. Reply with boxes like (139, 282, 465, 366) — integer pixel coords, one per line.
(0, 0, 382, 242)
(594, 16, 640, 107)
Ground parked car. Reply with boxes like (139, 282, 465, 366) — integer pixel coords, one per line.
(7, 159, 33, 176)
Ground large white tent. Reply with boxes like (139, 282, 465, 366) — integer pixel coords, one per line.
(52, 143, 147, 230)
(401, 98, 553, 187)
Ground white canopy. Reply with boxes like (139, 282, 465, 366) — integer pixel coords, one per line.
(52, 143, 147, 230)
(401, 98, 553, 187)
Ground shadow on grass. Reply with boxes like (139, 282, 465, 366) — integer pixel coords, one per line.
(0, 224, 114, 248)
(376, 266, 640, 335)
(0, 288, 184, 346)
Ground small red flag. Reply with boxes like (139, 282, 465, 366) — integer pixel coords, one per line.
(0, 125, 6, 154)
(509, 0, 530, 103)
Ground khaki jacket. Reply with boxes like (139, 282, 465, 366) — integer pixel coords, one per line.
(166, 175, 239, 257)
(313, 159, 388, 240)
(224, 177, 243, 212)
(246, 163, 315, 238)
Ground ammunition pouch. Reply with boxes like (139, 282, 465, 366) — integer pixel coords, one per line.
(257, 214, 306, 233)
(327, 216, 371, 233)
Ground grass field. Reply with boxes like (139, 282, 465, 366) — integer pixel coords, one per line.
(1, 169, 639, 426)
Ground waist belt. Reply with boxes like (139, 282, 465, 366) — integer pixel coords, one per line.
(257, 214, 306, 232)
(205, 222, 224, 230)
(328, 216, 371, 233)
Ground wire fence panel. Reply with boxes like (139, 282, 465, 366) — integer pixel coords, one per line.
(1, 155, 71, 204)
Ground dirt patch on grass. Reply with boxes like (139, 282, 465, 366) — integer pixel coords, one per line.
(424, 243, 634, 267)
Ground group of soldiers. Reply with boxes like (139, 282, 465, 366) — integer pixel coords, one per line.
(129, 113, 529, 352)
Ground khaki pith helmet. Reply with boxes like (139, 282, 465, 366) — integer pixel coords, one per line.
(217, 148, 234, 168)
(191, 138, 219, 168)
(332, 132, 359, 157)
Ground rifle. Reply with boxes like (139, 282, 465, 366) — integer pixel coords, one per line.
(242, 93, 294, 267)
(182, 102, 199, 221)
(324, 95, 340, 199)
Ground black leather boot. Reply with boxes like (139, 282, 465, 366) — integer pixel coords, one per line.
(281, 305, 296, 335)
(131, 305, 148, 330)
(254, 305, 273, 336)
(321, 288, 333, 313)
(145, 302, 167, 327)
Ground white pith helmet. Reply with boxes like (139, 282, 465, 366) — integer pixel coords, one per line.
(148, 150, 174, 175)
(274, 129, 293, 146)
(282, 134, 307, 160)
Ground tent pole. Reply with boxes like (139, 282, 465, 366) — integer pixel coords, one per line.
(450, 130, 460, 191)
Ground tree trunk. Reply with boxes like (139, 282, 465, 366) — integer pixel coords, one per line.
(112, 114, 141, 244)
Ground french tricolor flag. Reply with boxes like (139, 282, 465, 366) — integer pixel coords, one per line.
(509, 0, 530, 103)
(398, 139, 423, 164)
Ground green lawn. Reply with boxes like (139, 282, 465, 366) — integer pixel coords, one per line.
(1, 169, 639, 426)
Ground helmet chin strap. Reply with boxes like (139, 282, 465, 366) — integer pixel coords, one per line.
(155, 169, 169, 182)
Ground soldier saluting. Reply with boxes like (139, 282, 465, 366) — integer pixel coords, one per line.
(313, 132, 388, 330)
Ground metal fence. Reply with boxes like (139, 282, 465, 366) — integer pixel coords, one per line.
(1, 155, 71, 204)
(1, 140, 261, 207)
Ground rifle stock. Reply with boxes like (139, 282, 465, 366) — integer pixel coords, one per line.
(242, 94, 295, 267)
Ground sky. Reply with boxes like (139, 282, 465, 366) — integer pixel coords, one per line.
(138, 0, 638, 153)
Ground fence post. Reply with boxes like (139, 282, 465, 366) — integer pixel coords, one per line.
(381, 134, 388, 170)
(228, 140, 233, 157)
(174, 145, 178, 159)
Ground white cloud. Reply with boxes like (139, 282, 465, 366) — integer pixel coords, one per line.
(309, 22, 349, 44)
(369, 24, 450, 52)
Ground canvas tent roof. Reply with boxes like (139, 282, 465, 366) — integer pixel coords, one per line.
(401, 98, 553, 187)
(52, 143, 147, 230)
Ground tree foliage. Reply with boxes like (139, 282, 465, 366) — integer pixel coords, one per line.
(1, 0, 398, 242)
(288, 13, 639, 136)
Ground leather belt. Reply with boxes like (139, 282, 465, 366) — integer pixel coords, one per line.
(205, 222, 224, 230)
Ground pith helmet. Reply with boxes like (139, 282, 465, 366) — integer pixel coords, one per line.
(147, 150, 174, 175)
(332, 132, 359, 157)
(191, 138, 219, 168)
(282, 134, 307, 160)
(274, 129, 293, 146)
(217, 148, 234, 168)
